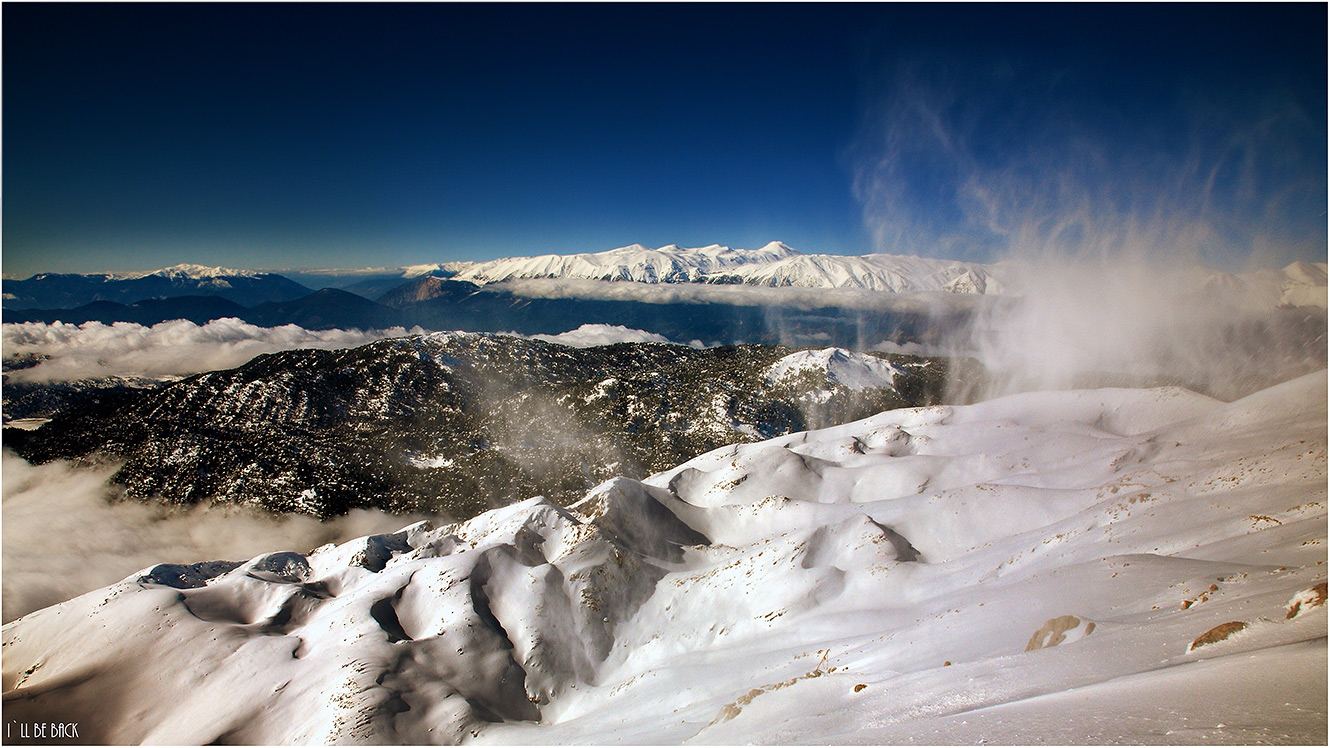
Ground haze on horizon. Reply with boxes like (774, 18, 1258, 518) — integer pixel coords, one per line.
(2, 4, 1325, 279)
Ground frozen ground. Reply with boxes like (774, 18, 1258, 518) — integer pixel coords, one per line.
(2, 372, 1325, 744)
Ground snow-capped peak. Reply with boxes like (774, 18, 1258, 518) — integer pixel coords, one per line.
(130, 263, 263, 280)
(765, 347, 903, 391)
(757, 240, 798, 255)
(452, 243, 799, 285)
(399, 262, 474, 278)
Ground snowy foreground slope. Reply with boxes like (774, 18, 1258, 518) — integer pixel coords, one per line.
(3, 373, 1326, 744)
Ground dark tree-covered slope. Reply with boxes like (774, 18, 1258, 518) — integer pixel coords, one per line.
(6, 334, 956, 519)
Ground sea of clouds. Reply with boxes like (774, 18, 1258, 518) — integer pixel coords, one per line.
(2, 318, 425, 383)
(1, 449, 431, 623)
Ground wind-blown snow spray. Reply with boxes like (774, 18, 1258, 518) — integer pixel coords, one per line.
(955, 256, 1326, 401)
(851, 58, 1327, 401)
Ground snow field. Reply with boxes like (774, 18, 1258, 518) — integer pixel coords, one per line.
(2, 372, 1325, 743)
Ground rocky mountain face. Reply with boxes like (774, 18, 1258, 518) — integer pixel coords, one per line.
(5, 335, 958, 520)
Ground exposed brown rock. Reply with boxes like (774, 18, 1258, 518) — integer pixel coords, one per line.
(1026, 615, 1088, 652)
(1286, 582, 1328, 619)
(1189, 621, 1248, 651)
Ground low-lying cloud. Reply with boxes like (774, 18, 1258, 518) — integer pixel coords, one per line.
(495, 277, 985, 315)
(3, 318, 423, 383)
(1, 449, 431, 623)
(525, 323, 676, 348)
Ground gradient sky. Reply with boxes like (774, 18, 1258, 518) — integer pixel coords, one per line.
(3, 3, 1325, 277)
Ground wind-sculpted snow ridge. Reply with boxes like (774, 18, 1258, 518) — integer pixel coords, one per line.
(4, 372, 1326, 744)
(765, 347, 904, 391)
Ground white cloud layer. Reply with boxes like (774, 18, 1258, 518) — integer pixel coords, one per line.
(1, 450, 431, 623)
(495, 277, 983, 314)
(526, 324, 675, 348)
(3, 318, 423, 383)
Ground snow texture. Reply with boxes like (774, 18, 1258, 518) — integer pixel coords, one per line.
(765, 347, 903, 391)
(2, 372, 1326, 744)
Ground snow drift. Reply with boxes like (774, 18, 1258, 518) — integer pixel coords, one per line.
(764, 347, 903, 391)
(3, 372, 1324, 743)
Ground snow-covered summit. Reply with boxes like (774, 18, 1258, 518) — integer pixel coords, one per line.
(126, 263, 267, 280)
(398, 262, 475, 278)
(730, 252, 1006, 293)
(452, 241, 799, 285)
(765, 347, 903, 391)
(435, 244, 1330, 311)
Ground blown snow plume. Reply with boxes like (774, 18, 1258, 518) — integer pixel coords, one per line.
(2, 318, 421, 383)
(3, 372, 1324, 744)
(956, 258, 1328, 401)
(852, 60, 1327, 400)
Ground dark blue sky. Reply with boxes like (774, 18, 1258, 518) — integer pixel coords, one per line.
(4, 3, 1325, 276)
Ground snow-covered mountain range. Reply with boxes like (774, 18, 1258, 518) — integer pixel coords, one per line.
(407, 242, 1328, 308)
(4, 371, 1323, 744)
(121, 263, 266, 281)
(444, 241, 1011, 294)
(7, 248, 1326, 317)
(445, 243, 1327, 311)
(451, 242, 799, 285)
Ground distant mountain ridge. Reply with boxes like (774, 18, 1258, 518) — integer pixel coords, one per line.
(443, 243, 1327, 305)
(442, 241, 1011, 293)
(3, 263, 311, 309)
(9, 247, 1326, 309)
(450, 241, 800, 285)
